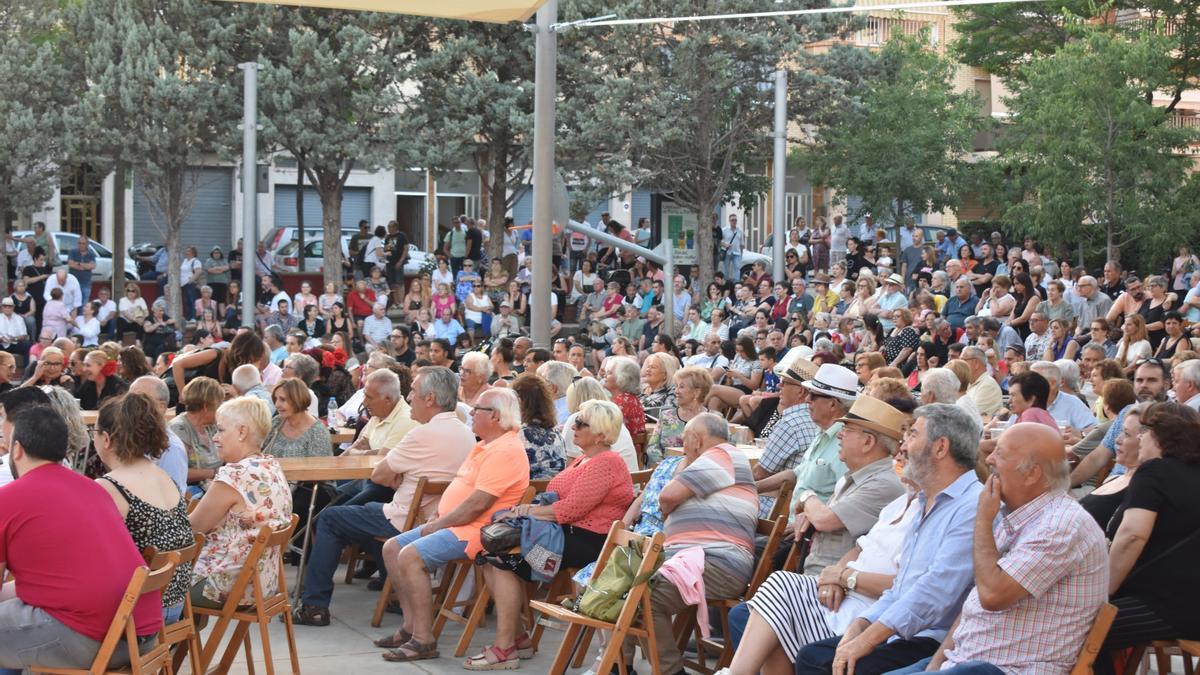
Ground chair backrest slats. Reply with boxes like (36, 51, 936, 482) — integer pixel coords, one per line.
(86, 553, 180, 674)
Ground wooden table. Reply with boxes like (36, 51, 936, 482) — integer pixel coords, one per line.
(81, 408, 176, 427)
(276, 454, 380, 481)
(276, 454, 383, 598)
(330, 427, 356, 445)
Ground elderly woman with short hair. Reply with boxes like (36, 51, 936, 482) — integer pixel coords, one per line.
(473, 399, 634, 669)
(510, 373, 566, 479)
(604, 356, 646, 439)
(563, 377, 639, 471)
(264, 378, 331, 459)
(647, 366, 713, 463)
(188, 396, 293, 608)
(640, 351, 680, 412)
(169, 376, 224, 486)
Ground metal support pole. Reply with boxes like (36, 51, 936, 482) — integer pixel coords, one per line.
(772, 69, 787, 282)
(239, 62, 260, 329)
(529, 0, 558, 348)
(662, 242, 675, 337)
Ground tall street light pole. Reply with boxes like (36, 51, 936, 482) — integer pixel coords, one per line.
(529, 0, 557, 348)
(239, 61, 261, 329)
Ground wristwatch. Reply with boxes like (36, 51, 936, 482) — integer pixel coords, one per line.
(845, 570, 860, 592)
(796, 490, 817, 509)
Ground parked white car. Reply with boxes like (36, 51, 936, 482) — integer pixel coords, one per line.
(12, 230, 139, 281)
(274, 236, 433, 277)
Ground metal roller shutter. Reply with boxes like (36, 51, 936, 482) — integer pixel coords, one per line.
(133, 167, 234, 254)
(274, 186, 372, 229)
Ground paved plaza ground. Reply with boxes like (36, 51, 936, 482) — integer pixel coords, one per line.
(208, 563, 652, 675)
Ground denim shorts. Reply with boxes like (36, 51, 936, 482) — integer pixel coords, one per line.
(391, 527, 469, 570)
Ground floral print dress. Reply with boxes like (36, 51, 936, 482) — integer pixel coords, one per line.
(522, 425, 566, 479)
(192, 454, 293, 605)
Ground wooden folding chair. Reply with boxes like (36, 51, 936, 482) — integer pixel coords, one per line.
(632, 430, 648, 468)
(684, 516, 787, 674)
(529, 522, 665, 675)
(629, 468, 654, 492)
(430, 484, 538, 657)
(142, 533, 206, 675)
(31, 554, 180, 675)
(1072, 602, 1117, 675)
(192, 514, 300, 675)
(370, 477, 452, 627)
(767, 473, 797, 522)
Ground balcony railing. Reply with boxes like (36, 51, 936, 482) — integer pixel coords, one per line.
(854, 16, 940, 48)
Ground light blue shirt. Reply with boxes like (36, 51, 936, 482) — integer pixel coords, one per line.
(861, 470, 982, 641)
(432, 318, 465, 343)
(1100, 404, 1132, 476)
(877, 291, 908, 332)
(1047, 392, 1097, 431)
(155, 430, 189, 493)
(1185, 287, 1200, 323)
(555, 396, 570, 425)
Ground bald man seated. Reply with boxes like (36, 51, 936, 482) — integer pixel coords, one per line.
(885, 424, 1109, 675)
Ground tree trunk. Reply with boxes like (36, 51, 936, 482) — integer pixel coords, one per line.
(0, 195, 9, 292)
(487, 141, 508, 260)
(112, 161, 126, 295)
(296, 158, 306, 272)
(317, 173, 344, 291)
(696, 204, 715, 292)
(164, 169, 184, 330)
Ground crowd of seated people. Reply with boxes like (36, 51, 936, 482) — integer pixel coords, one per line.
(1, 220, 1199, 674)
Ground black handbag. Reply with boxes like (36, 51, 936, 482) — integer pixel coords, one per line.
(480, 515, 524, 556)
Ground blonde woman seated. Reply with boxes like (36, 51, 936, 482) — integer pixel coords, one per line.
(646, 366, 712, 464)
(188, 397, 293, 608)
(561, 376, 639, 470)
(472, 400, 634, 670)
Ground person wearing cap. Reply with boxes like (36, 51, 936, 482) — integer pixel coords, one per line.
(752, 360, 822, 516)
(757, 363, 858, 519)
(0, 298, 28, 358)
(811, 273, 840, 316)
(796, 396, 906, 573)
(490, 300, 520, 339)
(873, 274, 908, 332)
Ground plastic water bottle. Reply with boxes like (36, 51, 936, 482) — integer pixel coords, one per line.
(327, 397, 342, 428)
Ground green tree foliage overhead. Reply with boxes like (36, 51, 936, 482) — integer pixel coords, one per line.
(799, 30, 985, 229)
(556, 0, 863, 288)
(952, 0, 1200, 112)
(0, 1, 73, 282)
(400, 20, 534, 257)
(250, 7, 428, 288)
(994, 30, 1196, 264)
(66, 0, 240, 322)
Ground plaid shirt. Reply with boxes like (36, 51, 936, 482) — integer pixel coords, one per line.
(944, 492, 1108, 675)
(757, 403, 821, 516)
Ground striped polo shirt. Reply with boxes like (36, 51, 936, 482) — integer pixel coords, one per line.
(663, 443, 759, 577)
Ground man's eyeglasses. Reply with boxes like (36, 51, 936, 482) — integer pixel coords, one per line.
(1135, 358, 1164, 367)
(472, 405, 495, 415)
(42, 360, 63, 367)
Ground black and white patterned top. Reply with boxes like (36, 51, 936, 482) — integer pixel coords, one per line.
(99, 476, 195, 608)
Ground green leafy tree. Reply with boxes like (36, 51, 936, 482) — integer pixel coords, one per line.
(0, 2, 71, 282)
(799, 31, 984, 228)
(995, 30, 1196, 261)
(557, 0, 863, 287)
(252, 7, 427, 289)
(953, 1, 1200, 111)
(67, 0, 240, 322)
(400, 20, 534, 258)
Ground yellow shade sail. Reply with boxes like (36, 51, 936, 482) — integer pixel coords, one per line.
(222, 0, 548, 23)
